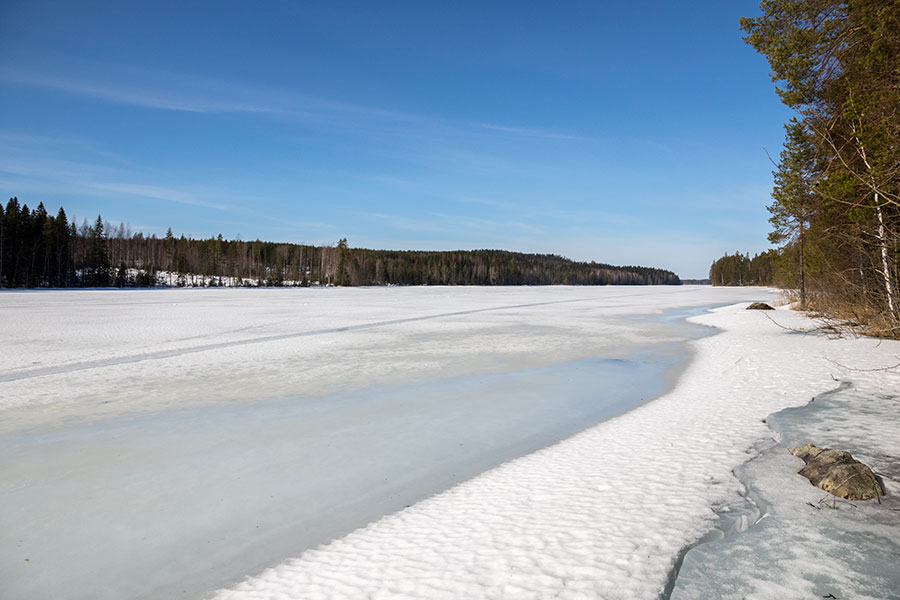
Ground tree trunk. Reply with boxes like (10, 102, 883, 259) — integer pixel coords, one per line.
(875, 197, 896, 321)
(799, 222, 806, 309)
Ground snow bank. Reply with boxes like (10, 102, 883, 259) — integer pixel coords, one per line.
(213, 304, 900, 600)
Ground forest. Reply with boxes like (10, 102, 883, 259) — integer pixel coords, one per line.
(715, 0, 899, 337)
(709, 251, 778, 286)
(0, 199, 680, 288)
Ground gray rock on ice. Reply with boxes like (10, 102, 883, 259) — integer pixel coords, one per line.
(746, 302, 775, 310)
(789, 444, 885, 501)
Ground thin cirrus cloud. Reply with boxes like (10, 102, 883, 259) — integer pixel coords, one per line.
(0, 154, 130, 181)
(476, 123, 589, 142)
(0, 60, 590, 147)
(0, 60, 403, 121)
(0, 152, 232, 212)
(89, 182, 231, 211)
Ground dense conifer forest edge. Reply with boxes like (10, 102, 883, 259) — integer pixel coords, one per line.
(0, 200, 681, 288)
(712, 1, 899, 338)
(709, 251, 778, 287)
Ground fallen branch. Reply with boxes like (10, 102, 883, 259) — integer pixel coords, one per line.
(817, 494, 858, 510)
(762, 312, 817, 334)
(823, 356, 900, 373)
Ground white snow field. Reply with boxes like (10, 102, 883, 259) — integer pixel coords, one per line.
(0, 286, 759, 431)
(1, 286, 896, 599)
(208, 297, 900, 600)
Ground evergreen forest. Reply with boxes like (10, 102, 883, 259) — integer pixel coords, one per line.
(713, 0, 899, 337)
(709, 251, 778, 286)
(0, 199, 680, 288)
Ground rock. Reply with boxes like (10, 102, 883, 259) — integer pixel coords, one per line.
(789, 443, 824, 463)
(747, 302, 775, 310)
(789, 444, 885, 501)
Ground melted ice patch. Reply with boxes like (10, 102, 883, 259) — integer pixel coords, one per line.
(671, 385, 900, 600)
(0, 348, 679, 600)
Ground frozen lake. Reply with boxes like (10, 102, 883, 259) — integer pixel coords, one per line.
(0, 286, 769, 599)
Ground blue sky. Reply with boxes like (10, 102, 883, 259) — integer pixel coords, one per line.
(0, 1, 790, 279)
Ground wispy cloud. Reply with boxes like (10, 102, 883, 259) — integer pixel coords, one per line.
(0, 155, 128, 180)
(477, 123, 588, 142)
(0, 62, 398, 121)
(0, 131, 95, 148)
(90, 182, 231, 211)
(0, 152, 233, 211)
(369, 175, 412, 186)
(453, 195, 520, 210)
(1, 59, 590, 149)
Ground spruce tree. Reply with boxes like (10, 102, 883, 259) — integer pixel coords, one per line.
(88, 215, 111, 286)
(336, 238, 348, 286)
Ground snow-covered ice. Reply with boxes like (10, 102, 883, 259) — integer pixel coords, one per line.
(0, 286, 753, 432)
(3, 286, 897, 599)
(0, 286, 766, 599)
(208, 297, 900, 600)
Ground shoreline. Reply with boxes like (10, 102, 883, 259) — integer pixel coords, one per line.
(214, 301, 900, 600)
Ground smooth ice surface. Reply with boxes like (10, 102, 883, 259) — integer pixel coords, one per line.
(672, 384, 900, 600)
(1, 352, 670, 600)
(0, 286, 769, 600)
(212, 299, 900, 600)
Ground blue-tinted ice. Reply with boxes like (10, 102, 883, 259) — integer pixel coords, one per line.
(0, 306, 711, 600)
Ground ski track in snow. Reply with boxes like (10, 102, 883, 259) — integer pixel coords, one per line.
(0, 287, 742, 426)
(0, 296, 602, 382)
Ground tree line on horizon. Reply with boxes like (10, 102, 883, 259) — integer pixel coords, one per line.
(719, 0, 899, 337)
(709, 251, 778, 287)
(0, 198, 681, 288)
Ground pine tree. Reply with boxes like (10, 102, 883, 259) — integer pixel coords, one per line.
(335, 238, 348, 286)
(88, 215, 111, 286)
(54, 207, 71, 286)
(4, 198, 22, 286)
(769, 119, 818, 307)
